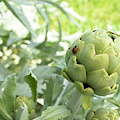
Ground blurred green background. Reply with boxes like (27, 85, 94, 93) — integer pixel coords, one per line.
(59, 0, 120, 33)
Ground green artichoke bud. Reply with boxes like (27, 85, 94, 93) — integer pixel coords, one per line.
(63, 29, 120, 96)
(14, 95, 36, 120)
(86, 108, 119, 120)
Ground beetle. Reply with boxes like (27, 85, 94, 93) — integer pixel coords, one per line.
(72, 45, 78, 54)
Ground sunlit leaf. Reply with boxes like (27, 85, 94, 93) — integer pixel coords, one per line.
(58, 16, 62, 43)
(35, 0, 80, 27)
(35, 5, 50, 46)
(2, 74, 16, 114)
(35, 5, 49, 23)
(24, 72, 38, 102)
(52, 16, 62, 54)
(34, 105, 71, 120)
(2, 0, 36, 37)
(8, 0, 33, 5)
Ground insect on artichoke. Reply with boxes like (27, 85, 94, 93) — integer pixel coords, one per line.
(63, 29, 120, 96)
(14, 95, 36, 120)
(86, 108, 119, 120)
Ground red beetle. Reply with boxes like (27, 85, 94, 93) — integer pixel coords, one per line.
(72, 45, 78, 54)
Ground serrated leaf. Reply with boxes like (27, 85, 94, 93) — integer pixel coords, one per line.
(0, 99, 13, 120)
(24, 72, 37, 102)
(34, 105, 71, 120)
(37, 80, 46, 94)
(107, 97, 120, 107)
(2, 74, 16, 114)
(2, 0, 36, 37)
(43, 74, 64, 106)
(15, 103, 29, 120)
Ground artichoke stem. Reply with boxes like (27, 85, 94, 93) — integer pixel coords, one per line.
(64, 89, 81, 120)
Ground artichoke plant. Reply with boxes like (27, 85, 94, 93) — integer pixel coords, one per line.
(86, 108, 119, 120)
(14, 95, 36, 120)
(63, 29, 120, 110)
(63, 29, 120, 96)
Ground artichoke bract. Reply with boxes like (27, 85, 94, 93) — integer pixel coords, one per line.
(14, 95, 36, 120)
(63, 29, 120, 96)
(86, 108, 119, 120)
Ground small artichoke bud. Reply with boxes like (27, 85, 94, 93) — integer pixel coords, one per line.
(86, 108, 119, 120)
(63, 29, 120, 96)
(14, 95, 36, 120)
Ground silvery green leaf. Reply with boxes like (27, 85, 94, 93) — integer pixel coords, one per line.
(0, 62, 11, 81)
(2, 74, 16, 114)
(43, 74, 64, 106)
(2, 0, 36, 37)
(34, 105, 71, 120)
(15, 103, 29, 120)
(0, 99, 13, 120)
(35, 0, 80, 27)
(7, 32, 21, 47)
(8, 0, 32, 5)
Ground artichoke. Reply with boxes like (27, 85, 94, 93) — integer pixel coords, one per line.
(14, 95, 36, 120)
(63, 29, 120, 96)
(86, 108, 119, 120)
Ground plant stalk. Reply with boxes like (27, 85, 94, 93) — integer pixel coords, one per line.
(64, 89, 81, 120)
(54, 79, 69, 106)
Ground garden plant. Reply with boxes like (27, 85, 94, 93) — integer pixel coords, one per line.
(0, 0, 120, 120)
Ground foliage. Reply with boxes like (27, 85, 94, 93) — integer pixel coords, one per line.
(0, 0, 76, 119)
(0, 0, 120, 120)
(60, 0, 120, 33)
